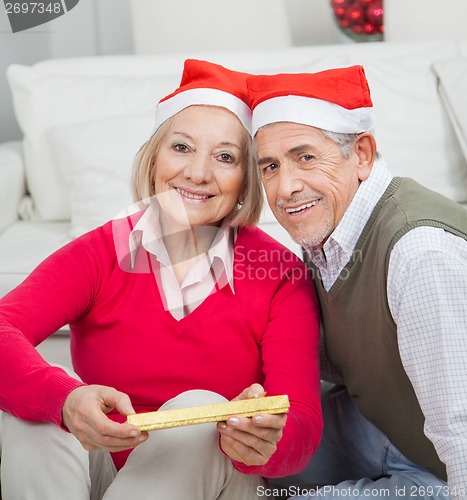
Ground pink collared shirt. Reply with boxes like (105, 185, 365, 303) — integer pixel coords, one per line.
(129, 202, 235, 320)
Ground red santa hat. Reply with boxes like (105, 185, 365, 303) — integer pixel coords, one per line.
(154, 59, 252, 134)
(247, 65, 374, 135)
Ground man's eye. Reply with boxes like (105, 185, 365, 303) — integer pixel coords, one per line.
(173, 144, 188, 152)
(300, 154, 315, 162)
(262, 164, 279, 175)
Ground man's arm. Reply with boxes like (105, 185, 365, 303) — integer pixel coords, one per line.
(388, 226, 467, 495)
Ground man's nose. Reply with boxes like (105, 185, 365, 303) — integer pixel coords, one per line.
(276, 165, 304, 199)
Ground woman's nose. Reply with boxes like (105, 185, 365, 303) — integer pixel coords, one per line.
(184, 154, 213, 184)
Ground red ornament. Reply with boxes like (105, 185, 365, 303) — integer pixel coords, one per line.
(346, 3, 365, 25)
(330, 0, 384, 39)
(366, 0, 383, 27)
(334, 7, 347, 18)
(351, 23, 364, 34)
(363, 22, 376, 34)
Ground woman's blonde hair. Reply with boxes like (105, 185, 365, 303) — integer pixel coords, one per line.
(131, 108, 263, 227)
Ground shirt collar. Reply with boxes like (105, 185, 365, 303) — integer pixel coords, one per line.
(129, 202, 170, 267)
(307, 157, 393, 264)
(206, 223, 236, 292)
(328, 157, 393, 258)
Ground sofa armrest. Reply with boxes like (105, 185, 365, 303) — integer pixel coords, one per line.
(0, 141, 26, 234)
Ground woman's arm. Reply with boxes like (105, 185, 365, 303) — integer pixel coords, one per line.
(220, 261, 323, 477)
(0, 228, 108, 425)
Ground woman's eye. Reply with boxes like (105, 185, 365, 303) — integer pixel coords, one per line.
(217, 153, 234, 163)
(173, 144, 188, 152)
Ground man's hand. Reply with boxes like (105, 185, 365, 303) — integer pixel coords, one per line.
(217, 383, 286, 466)
(62, 385, 148, 452)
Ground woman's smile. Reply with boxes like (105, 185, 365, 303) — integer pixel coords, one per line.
(174, 186, 214, 203)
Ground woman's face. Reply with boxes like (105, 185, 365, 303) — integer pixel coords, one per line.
(154, 105, 246, 227)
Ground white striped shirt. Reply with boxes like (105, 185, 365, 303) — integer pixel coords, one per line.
(307, 159, 467, 494)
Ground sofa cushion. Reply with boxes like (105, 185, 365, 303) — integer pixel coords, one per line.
(50, 112, 154, 238)
(0, 141, 25, 234)
(6, 66, 180, 221)
(0, 221, 71, 297)
(433, 57, 467, 163)
(345, 41, 467, 202)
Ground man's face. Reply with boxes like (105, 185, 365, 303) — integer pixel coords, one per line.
(256, 122, 369, 248)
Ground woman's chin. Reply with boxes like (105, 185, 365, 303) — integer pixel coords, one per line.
(186, 217, 222, 229)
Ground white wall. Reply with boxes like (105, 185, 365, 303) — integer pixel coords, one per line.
(385, 0, 467, 42)
(285, 0, 340, 46)
(129, 0, 339, 54)
(129, 0, 293, 54)
(0, 0, 134, 142)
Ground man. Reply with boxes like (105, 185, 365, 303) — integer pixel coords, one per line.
(246, 66, 467, 498)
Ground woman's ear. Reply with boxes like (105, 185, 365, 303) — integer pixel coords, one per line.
(355, 132, 376, 182)
(237, 175, 249, 206)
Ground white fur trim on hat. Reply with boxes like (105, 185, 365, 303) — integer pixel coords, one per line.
(154, 88, 252, 134)
(252, 95, 374, 135)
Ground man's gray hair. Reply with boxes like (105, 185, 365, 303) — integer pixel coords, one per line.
(322, 129, 380, 160)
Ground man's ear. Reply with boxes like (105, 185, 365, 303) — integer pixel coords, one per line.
(355, 133, 376, 182)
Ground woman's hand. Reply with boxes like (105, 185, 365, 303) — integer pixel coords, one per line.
(62, 385, 148, 452)
(217, 383, 286, 466)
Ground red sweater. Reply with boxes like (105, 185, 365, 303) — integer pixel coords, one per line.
(0, 220, 322, 477)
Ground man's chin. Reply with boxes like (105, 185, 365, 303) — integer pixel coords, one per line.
(284, 223, 330, 249)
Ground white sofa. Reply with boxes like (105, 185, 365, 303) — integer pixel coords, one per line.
(1, 40, 467, 457)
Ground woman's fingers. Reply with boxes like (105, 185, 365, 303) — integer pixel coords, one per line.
(217, 413, 286, 466)
(232, 383, 265, 401)
(62, 384, 148, 451)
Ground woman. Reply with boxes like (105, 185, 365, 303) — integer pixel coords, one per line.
(0, 59, 322, 499)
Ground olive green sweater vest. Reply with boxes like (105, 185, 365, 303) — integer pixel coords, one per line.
(306, 177, 467, 480)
